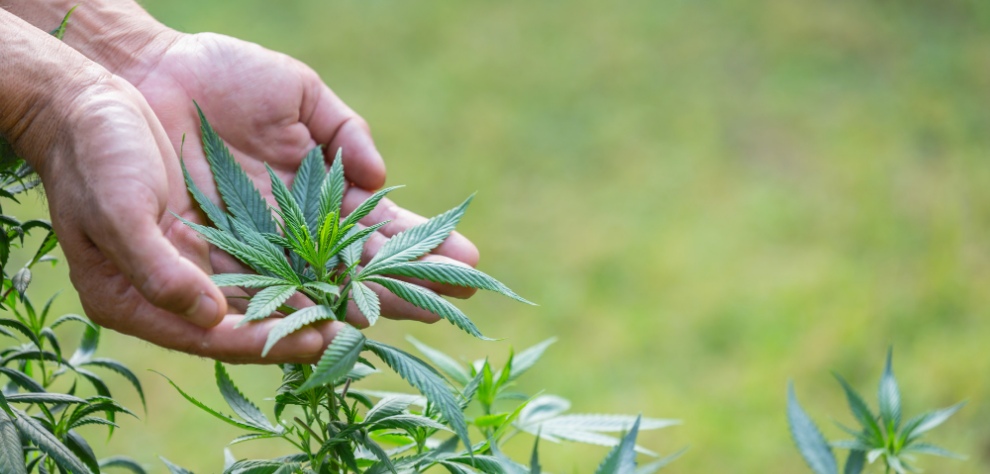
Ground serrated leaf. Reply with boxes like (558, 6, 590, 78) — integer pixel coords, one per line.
(181, 158, 233, 235)
(516, 395, 571, 426)
(508, 338, 556, 382)
(296, 325, 366, 392)
(340, 186, 403, 231)
(68, 325, 99, 366)
(373, 414, 451, 432)
(196, 104, 275, 235)
(99, 456, 147, 474)
(787, 383, 837, 474)
(160, 456, 195, 474)
(49, 314, 94, 331)
(292, 147, 328, 233)
(363, 276, 489, 340)
(406, 336, 470, 386)
(529, 434, 541, 474)
(374, 261, 533, 305)
(266, 164, 311, 243)
(211, 274, 293, 289)
(261, 305, 336, 357)
(878, 348, 901, 432)
(178, 217, 294, 281)
(364, 340, 471, 450)
(4, 393, 87, 405)
(444, 455, 506, 474)
(594, 416, 640, 474)
(900, 442, 966, 459)
(351, 281, 381, 326)
(0, 367, 44, 393)
(318, 148, 346, 222)
(64, 430, 100, 474)
(843, 450, 865, 474)
(439, 461, 476, 474)
(900, 402, 965, 442)
(0, 318, 40, 350)
(0, 408, 25, 474)
(81, 358, 145, 410)
(303, 281, 340, 298)
(69, 417, 118, 431)
(215, 361, 277, 432)
(364, 196, 472, 273)
(154, 371, 271, 434)
(634, 447, 686, 473)
(538, 414, 679, 432)
(241, 285, 298, 326)
(13, 409, 91, 474)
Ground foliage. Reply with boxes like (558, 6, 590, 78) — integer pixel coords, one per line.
(161, 338, 682, 473)
(788, 349, 965, 474)
(162, 109, 682, 471)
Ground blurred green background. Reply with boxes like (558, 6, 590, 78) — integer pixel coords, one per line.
(10, 0, 990, 471)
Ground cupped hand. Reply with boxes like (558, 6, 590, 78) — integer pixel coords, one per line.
(43, 76, 345, 364)
(125, 32, 480, 326)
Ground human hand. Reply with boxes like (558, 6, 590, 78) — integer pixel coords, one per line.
(0, 13, 346, 363)
(122, 32, 481, 325)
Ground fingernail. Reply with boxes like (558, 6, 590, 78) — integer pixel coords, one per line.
(186, 293, 221, 327)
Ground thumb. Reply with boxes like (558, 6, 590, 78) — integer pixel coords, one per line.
(87, 206, 227, 328)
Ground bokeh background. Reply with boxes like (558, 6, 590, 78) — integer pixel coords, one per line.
(10, 0, 990, 471)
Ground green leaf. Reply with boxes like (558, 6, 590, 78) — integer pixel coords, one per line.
(49, 314, 95, 331)
(508, 338, 556, 382)
(154, 371, 272, 434)
(295, 325, 366, 393)
(351, 281, 381, 326)
(516, 395, 571, 426)
(363, 276, 489, 340)
(181, 158, 233, 235)
(832, 375, 881, 442)
(68, 325, 99, 366)
(303, 281, 340, 298)
(0, 408, 25, 474)
(4, 393, 87, 405)
(266, 164, 311, 243)
(594, 416, 640, 474)
(64, 430, 100, 474)
(443, 455, 507, 474)
(365, 396, 418, 424)
(340, 186, 403, 231)
(878, 348, 901, 432)
(292, 147, 328, 233)
(364, 196, 472, 273)
(11, 268, 29, 297)
(364, 340, 471, 450)
(49, 6, 76, 39)
(372, 414, 451, 432)
(406, 336, 470, 386)
(318, 148, 346, 222)
(900, 402, 965, 443)
(0, 318, 41, 350)
(843, 450, 865, 474)
(215, 361, 278, 432)
(374, 261, 533, 305)
(0, 367, 45, 393)
(535, 415, 679, 433)
(29, 232, 57, 268)
(99, 456, 148, 474)
(178, 217, 295, 282)
(196, 103, 275, 235)
(529, 434, 541, 474)
(262, 305, 336, 357)
(634, 447, 686, 473)
(242, 285, 299, 326)
(81, 358, 145, 410)
(900, 442, 966, 459)
(787, 383, 837, 474)
(13, 409, 91, 474)
(69, 417, 118, 431)
(160, 456, 195, 474)
(211, 274, 293, 289)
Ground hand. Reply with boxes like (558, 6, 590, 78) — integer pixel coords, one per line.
(124, 32, 481, 326)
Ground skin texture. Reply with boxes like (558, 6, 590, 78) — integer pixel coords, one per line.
(0, 3, 480, 363)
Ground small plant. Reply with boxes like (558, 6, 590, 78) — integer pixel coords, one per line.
(159, 106, 683, 472)
(160, 337, 683, 473)
(787, 349, 965, 474)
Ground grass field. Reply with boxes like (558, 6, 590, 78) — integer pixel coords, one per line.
(9, 0, 990, 471)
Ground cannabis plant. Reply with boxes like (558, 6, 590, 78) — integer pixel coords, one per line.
(787, 349, 965, 474)
(160, 337, 682, 473)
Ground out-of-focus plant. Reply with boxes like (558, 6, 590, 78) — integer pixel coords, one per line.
(788, 349, 965, 474)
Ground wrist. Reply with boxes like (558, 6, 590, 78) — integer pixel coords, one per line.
(2, 1, 184, 83)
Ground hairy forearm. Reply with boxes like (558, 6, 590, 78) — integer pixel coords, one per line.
(1, 0, 178, 82)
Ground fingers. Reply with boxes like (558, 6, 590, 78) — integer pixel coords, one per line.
(195, 317, 345, 364)
(301, 75, 386, 190)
